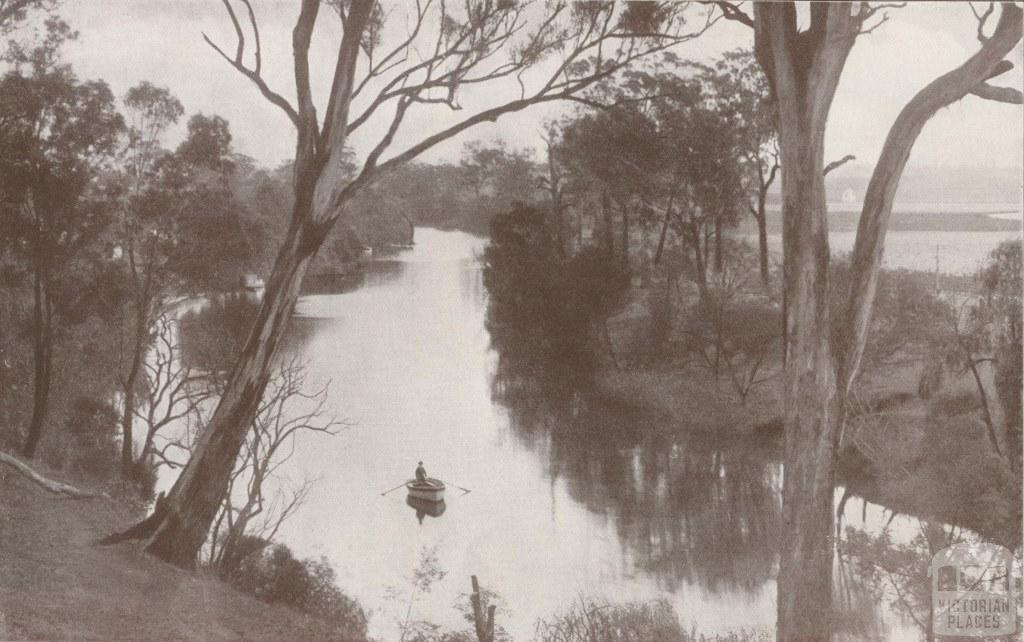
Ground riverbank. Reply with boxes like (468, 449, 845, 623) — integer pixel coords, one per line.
(592, 269, 1021, 546)
(0, 462, 363, 641)
(596, 278, 782, 435)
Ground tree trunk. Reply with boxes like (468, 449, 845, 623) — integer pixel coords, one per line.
(620, 200, 630, 269)
(120, 294, 149, 477)
(713, 209, 723, 274)
(774, 124, 839, 642)
(142, 216, 325, 566)
(752, 5, 856, 639)
(23, 261, 52, 459)
(995, 340, 1022, 472)
(836, 4, 1023, 395)
(755, 194, 770, 286)
(965, 354, 1001, 456)
(601, 190, 614, 257)
(684, 213, 709, 301)
(749, 4, 1022, 639)
(102, 0, 376, 568)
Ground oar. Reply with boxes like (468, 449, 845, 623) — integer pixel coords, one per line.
(438, 479, 472, 496)
(380, 481, 409, 496)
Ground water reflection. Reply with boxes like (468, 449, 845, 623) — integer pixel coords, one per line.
(167, 229, 1014, 640)
(407, 496, 447, 523)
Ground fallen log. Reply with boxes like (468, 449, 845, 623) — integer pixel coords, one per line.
(0, 451, 107, 499)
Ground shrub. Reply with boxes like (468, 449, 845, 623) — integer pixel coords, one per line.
(483, 204, 629, 384)
(231, 543, 369, 641)
(534, 599, 685, 641)
(532, 598, 770, 642)
(64, 396, 119, 478)
(929, 390, 980, 417)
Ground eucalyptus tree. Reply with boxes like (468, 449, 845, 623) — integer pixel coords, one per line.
(0, 0, 55, 35)
(0, 18, 124, 458)
(558, 95, 663, 264)
(115, 82, 184, 478)
(703, 49, 777, 287)
(107, 0, 717, 567)
(713, 2, 1023, 638)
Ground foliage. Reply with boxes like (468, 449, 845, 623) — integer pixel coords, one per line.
(230, 543, 369, 641)
(682, 242, 780, 403)
(840, 525, 938, 637)
(0, 17, 125, 456)
(63, 395, 118, 477)
(483, 203, 629, 383)
(978, 240, 1022, 463)
(831, 263, 952, 376)
(0, 0, 57, 36)
(533, 598, 770, 642)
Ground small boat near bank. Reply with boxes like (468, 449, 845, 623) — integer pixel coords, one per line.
(406, 478, 445, 502)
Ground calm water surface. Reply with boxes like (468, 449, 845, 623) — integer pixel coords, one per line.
(173, 228, 1015, 640)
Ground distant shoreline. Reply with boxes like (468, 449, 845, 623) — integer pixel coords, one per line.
(740, 208, 1021, 235)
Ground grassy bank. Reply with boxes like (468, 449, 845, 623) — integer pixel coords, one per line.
(0, 464, 365, 641)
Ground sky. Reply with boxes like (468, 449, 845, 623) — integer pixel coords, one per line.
(47, 1, 1024, 172)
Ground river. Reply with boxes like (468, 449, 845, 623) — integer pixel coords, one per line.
(169, 228, 1016, 641)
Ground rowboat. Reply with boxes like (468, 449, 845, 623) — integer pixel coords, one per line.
(406, 478, 445, 502)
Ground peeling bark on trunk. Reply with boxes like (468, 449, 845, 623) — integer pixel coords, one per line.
(753, 5, 856, 639)
(774, 118, 840, 641)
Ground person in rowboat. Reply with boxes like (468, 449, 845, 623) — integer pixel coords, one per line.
(415, 461, 427, 483)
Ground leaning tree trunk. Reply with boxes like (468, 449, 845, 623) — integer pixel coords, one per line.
(106, 0, 377, 568)
(143, 215, 327, 566)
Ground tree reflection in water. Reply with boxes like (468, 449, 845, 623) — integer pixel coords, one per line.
(489, 305, 784, 599)
(486, 277, 1019, 639)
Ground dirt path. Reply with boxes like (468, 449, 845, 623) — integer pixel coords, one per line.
(0, 468, 351, 641)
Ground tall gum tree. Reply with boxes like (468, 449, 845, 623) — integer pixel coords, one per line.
(714, 2, 1022, 638)
(105, 0, 716, 567)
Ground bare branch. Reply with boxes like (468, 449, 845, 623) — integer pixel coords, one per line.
(824, 154, 856, 176)
(203, 0, 299, 127)
(970, 2, 995, 43)
(857, 3, 906, 36)
(703, 1, 753, 28)
(0, 451, 108, 499)
(970, 81, 1023, 104)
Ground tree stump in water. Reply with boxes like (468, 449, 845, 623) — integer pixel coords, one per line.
(470, 575, 496, 642)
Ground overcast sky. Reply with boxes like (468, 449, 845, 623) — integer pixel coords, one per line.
(53, 1, 1024, 172)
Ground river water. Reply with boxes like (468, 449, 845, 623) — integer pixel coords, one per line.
(170, 227, 1017, 641)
